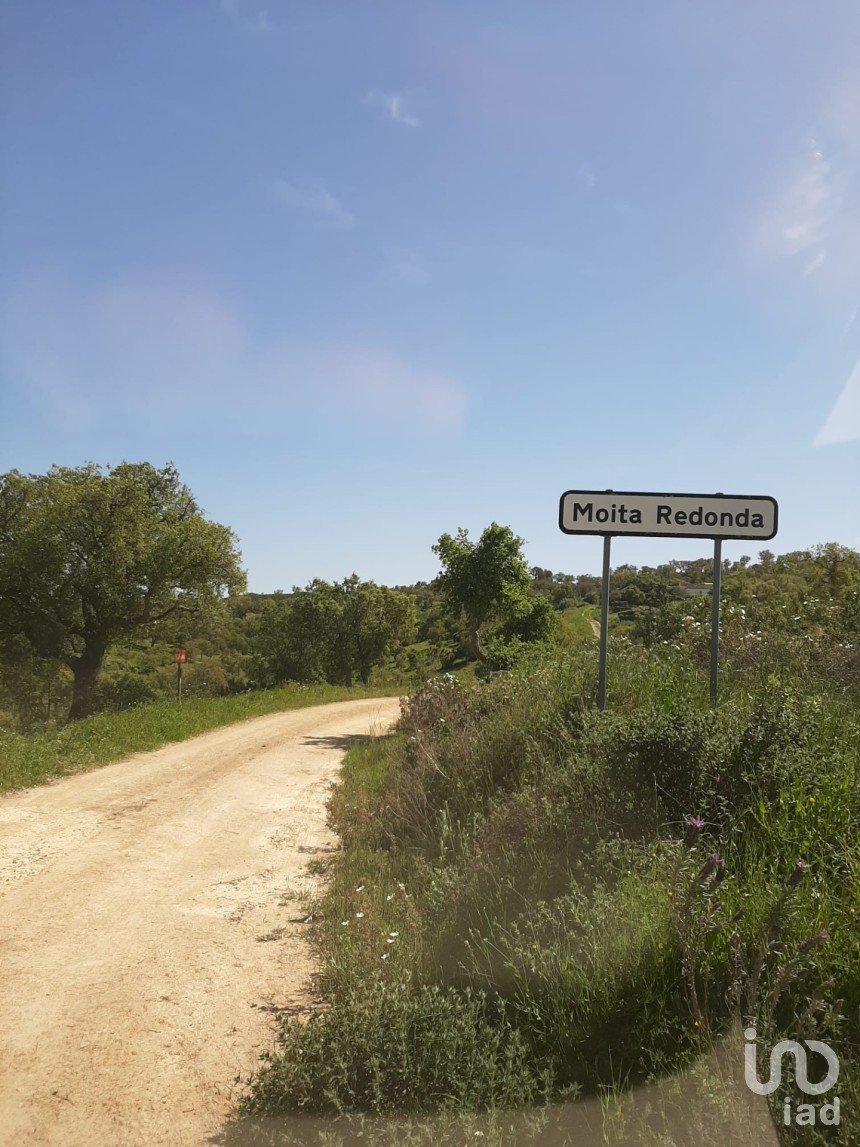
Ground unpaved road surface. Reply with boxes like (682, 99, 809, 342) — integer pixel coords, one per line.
(0, 697, 400, 1146)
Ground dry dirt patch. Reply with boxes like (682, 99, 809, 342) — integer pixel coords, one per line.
(0, 697, 400, 1146)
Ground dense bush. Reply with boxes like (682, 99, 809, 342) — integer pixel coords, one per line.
(241, 982, 557, 1117)
(238, 639, 859, 1145)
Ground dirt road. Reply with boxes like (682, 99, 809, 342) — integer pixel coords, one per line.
(0, 697, 401, 1146)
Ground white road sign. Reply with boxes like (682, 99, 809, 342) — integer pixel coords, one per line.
(559, 490, 778, 541)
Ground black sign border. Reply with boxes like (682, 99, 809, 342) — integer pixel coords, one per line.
(558, 489, 779, 542)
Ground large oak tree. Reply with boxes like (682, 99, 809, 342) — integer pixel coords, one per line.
(0, 463, 245, 719)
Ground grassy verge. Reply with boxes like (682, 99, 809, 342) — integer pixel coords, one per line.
(234, 642, 859, 1146)
(0, 682, 399, 793)
(557, 603, 598, 644)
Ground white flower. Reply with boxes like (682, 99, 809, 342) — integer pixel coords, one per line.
(386, 937, 396, 944)
(388, 931, 399, 937)
(355, 912, 364, 918)
(386, 894, 394, 901)
(341, 920, 349, 926)
(355, 885, 365, 892)
(381, 952, 390, 960)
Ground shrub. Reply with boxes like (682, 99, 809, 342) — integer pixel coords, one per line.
(240, 982, 555, 1117)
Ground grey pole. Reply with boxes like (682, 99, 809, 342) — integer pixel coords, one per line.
(710, 537, 722, 704)
(598, 534, 612, 711)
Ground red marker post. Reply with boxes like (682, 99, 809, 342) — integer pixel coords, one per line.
(176, 649, 187, 702)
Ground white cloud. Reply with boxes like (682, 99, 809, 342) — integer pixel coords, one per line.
(389, 249, 430, 285)
(758, 140, 837, 275)
(814, 358, 860, 446)
(220, 0, 270, 33)
(802, 248, 827, 277)
(269, 180, 355, 229)
(365, 90, 420, 128)
(577, 162, 597, 190)
(265, 346, 466, 430)
(0, 274, 466, 436)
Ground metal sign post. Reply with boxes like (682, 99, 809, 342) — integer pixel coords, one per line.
(558, 489, 778, 711)
(709, 538, 722, 704)
(176, 649, 187, 702)
(598, 534, 612, 711)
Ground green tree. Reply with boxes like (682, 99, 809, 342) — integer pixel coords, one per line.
(252, 585, 339, 686)
(336, 575, 417, 684)
(0, 463, 245, 719)
(253, 577, 416, 686)
(433, 523, 548, 660)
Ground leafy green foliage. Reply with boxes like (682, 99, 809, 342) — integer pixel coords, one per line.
(253, 576, 417, 687)
(0, 463, 244, 719)
(240, 633, 859, 1144)
(240, 982, 554, 1117)
(433, 523, 552, 661)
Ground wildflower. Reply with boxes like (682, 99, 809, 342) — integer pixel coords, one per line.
(388, 930, 399, 938)
(341, 920, 349, 926)
(355, 885, 365, 892)
(683, 815, 705, 848)
(355, 912, 364, 919)
(798, 930, 829, 954)
(386, 894, 394, 901)
(397, 882, 406, 891)
(386, 937, 396, 944)
(699, 853, 726, 884)
(381, 952, 390, 960)
(788, 859, 809, 888)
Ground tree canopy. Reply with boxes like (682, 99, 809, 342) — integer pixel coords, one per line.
(433, 523, 554, 661)
(253, 576, 417, 686)
(0, 463, 245, 718)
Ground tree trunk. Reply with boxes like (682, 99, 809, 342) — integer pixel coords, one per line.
(68, 641, 106, 721)
(467, 623, 481, 661)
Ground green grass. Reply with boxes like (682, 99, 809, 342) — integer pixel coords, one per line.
(0, 681, 399, 793)
(556, 603, 598, 645)
(235, 642, 859, 1146)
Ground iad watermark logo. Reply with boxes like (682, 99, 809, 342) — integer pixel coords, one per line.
(744, 1026, 841, 1128)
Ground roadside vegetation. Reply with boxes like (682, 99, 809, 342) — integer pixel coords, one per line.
(234, 549, 859, 1147)
(0, 680, 393, 793)
(3, 465, 858, 1142)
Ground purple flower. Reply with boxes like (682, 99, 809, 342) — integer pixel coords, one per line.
(788, 859, 809, 889)
(798, 930, 829, 955)
(699, 853, 726, 885)
(683, 815, 705, 848)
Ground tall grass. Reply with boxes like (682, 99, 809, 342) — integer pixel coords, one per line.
(235, 639, 858, 1146)
(0, 681, 396, 793)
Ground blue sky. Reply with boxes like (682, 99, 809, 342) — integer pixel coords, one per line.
(1, 1, 858, 591)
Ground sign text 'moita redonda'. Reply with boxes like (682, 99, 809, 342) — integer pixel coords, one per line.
(558, 490, 778, 541)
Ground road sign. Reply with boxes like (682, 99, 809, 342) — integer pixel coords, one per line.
(559, 490, 777, 541)
(558, 489, 779, 710)
(175, 649, 187, 664)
